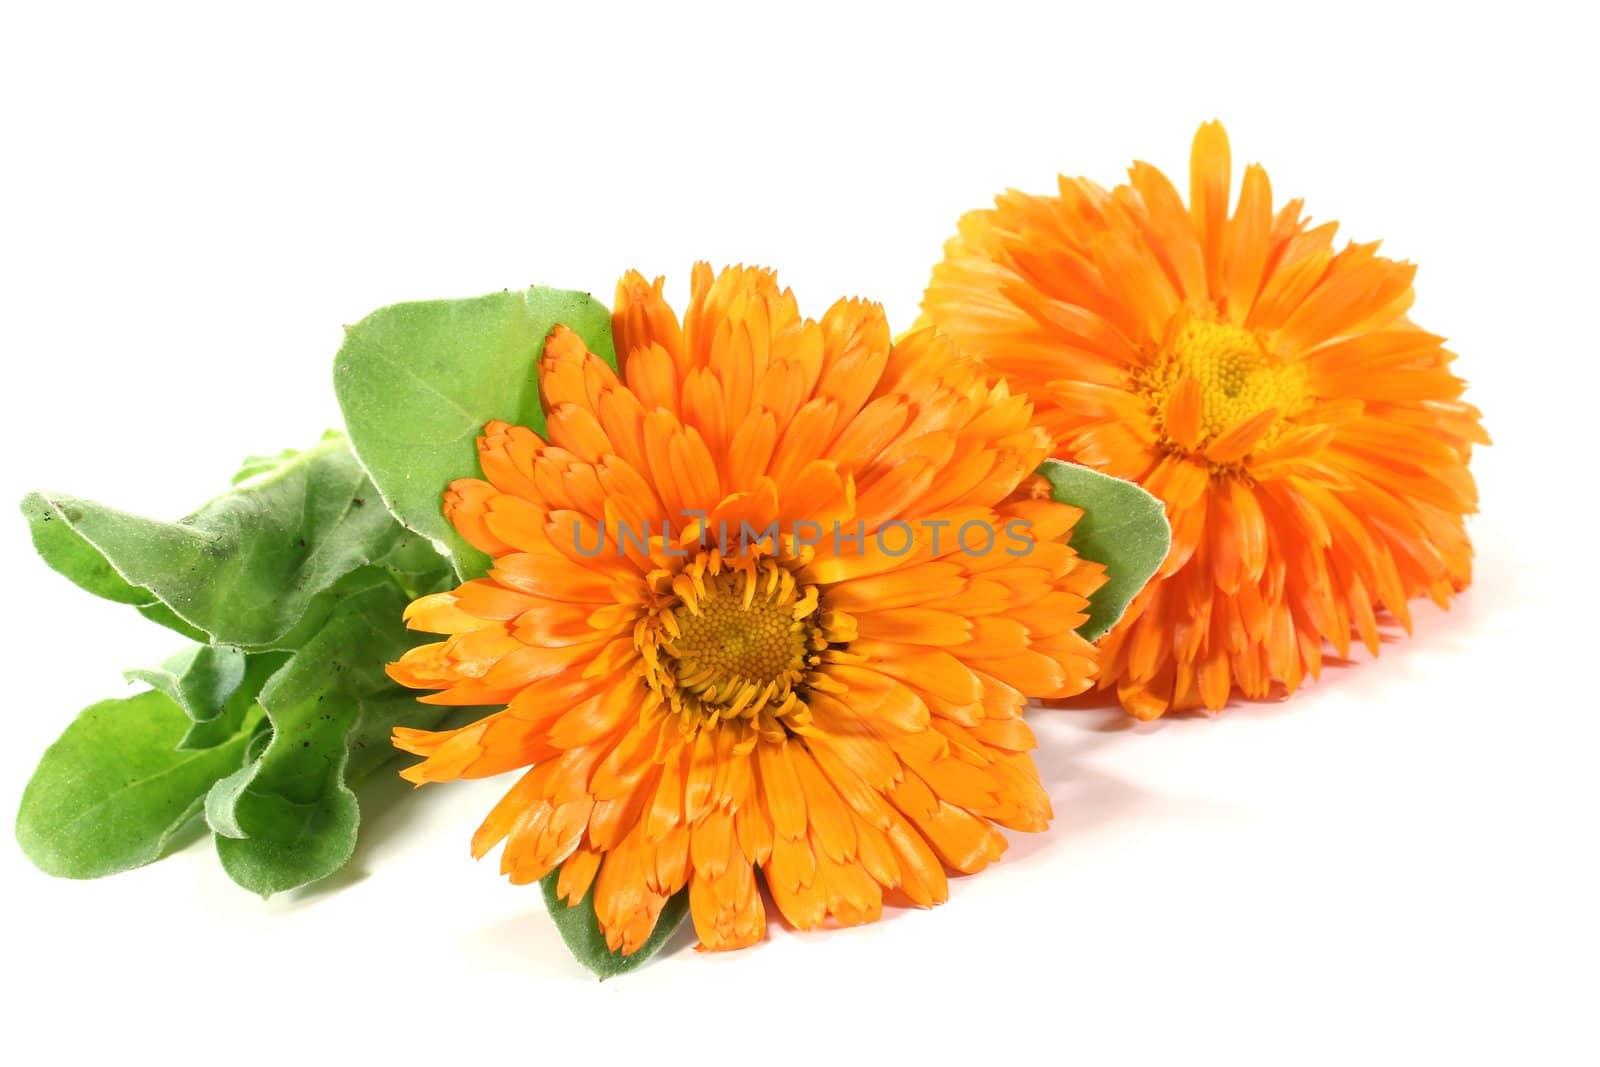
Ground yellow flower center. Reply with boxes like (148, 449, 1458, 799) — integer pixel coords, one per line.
(637, 552, 854, 738)
(1139, 317, 1308, 462)
(671, 570, 814, 695)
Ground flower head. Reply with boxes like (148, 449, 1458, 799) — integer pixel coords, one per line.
(920, 123, 1486, 718)
(388, 264, 1105, 952)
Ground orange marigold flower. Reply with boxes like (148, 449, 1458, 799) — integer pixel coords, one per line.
(387, 264, 1106, 953)
(919, 123, 1487, 719)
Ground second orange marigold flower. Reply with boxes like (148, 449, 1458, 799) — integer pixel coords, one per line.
(920, 123, 1486, 719)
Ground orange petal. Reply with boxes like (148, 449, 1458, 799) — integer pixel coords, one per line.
(1189, 120, 1232, 296)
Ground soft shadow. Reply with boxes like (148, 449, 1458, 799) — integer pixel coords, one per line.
(1002, 711, 1150, 863)
(160, 811, 214, 861)
(287, 765, 439, 903)
(1310, 591, 1482, 694)
(1035, 586, 1483, 725)
(288, 708, 492, 903)
(658, 912, 702, 958)
(461, 910, 586, 979)
(1040, 688, 1191, 732)
(461, 903, 704, 981)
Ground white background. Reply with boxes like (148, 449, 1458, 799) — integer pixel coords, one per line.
(1, 2, 1595, 1063)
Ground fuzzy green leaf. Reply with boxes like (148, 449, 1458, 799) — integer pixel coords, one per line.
(17, 431, 457, 895)
(19, 435, 414, 649)
(333, 286, 617, 580)
(231, 446, 304, 485)
(206, 571, 448, 896)
(540, 870, 689, 979)
(22, 491, 209, 641)
(125, 644, 245, 737)
(1037, 459, 1171, 641)
(127, 648, 287, 751)
(16, 691, 263, 879)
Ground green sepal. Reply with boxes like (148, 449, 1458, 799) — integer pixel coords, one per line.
(333, 286, 617, 580)
(540, 869, 690, 979)
(1037, 458, 1171, 641)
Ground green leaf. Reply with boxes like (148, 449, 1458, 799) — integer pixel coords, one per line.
(540, 871, 690, 979)
(231, 440, 321, 486)
(125, 644, 245, 732)
(19, 435, 418, 649)
(18, 432, 459, 895)
(1037, 458, 1171, 641)
(377, 528, 462, 602)
(127, 647, 287, 751)
(16, 690, 263, 879)
(206, 571, 449, 896)
(22, 493, 208, 641)
(333, 286, 617, 580)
